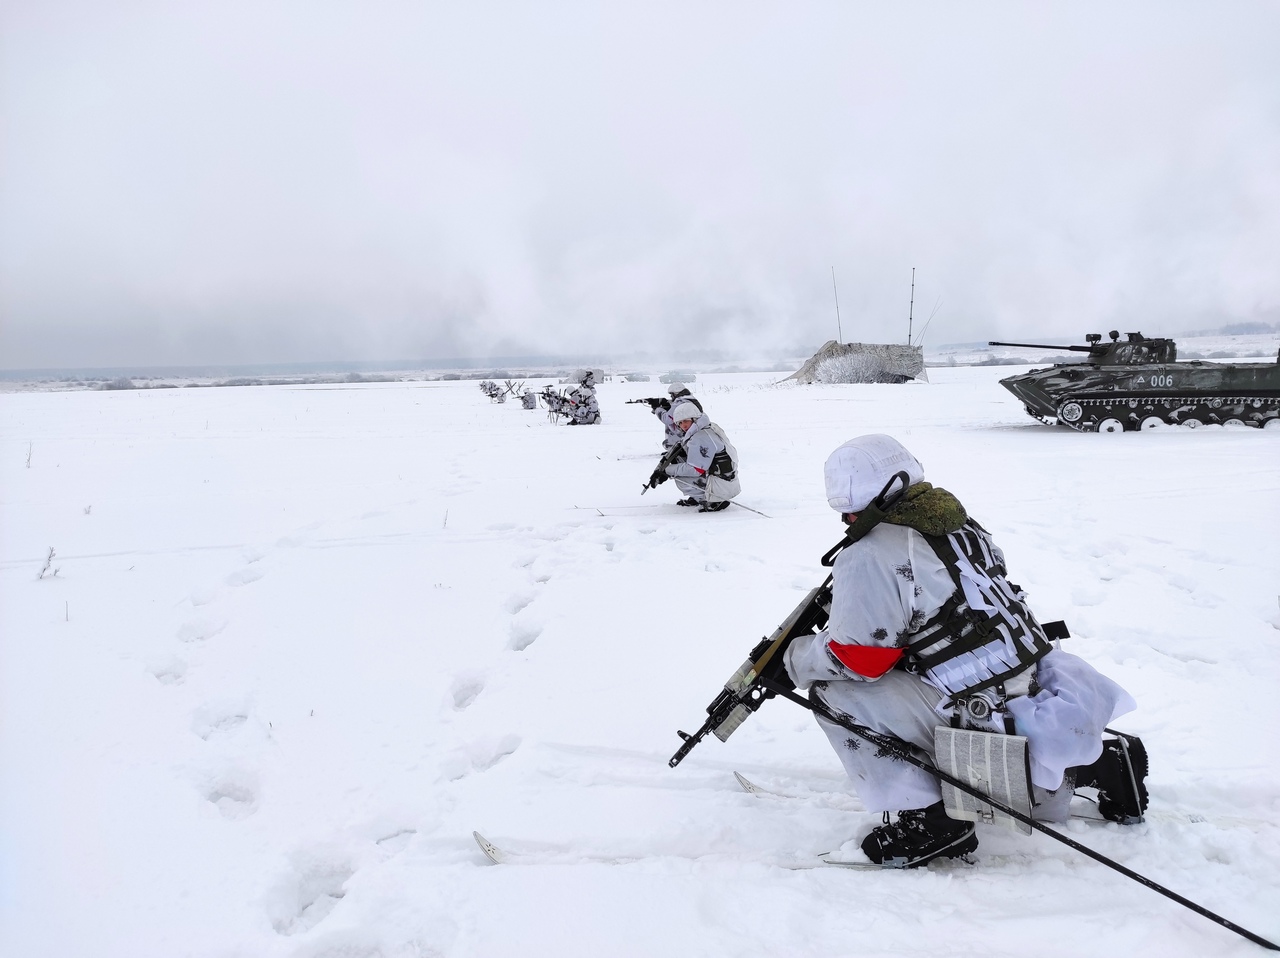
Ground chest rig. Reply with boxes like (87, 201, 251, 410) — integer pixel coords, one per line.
(820, 472, 1063, 724)
(905, 520, 1056, 711)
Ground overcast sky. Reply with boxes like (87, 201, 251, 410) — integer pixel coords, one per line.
(2, 1, 1278, 369)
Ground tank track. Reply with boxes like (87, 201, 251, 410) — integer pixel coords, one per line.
(1052, 395, 1280, 432)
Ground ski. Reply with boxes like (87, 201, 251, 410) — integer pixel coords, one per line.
(472, 832, 647, 866)
(732, 771, 862, 810)
(570, 502, 772, 518)
(735, 772, 1229, 828)
(473, 830, 881, 871)
(473, 831, 506, 864)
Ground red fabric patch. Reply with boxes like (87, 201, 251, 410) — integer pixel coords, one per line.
(827, 642, 904, 679)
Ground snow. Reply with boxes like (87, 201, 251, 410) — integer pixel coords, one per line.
(2, 369, 1277, 957)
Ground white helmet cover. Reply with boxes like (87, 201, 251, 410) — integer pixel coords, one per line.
(669, 400, 701, 423)
(824, 435, 924, 513)
(666, 382, 686, 395)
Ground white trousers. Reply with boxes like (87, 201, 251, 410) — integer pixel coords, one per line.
(810, 654, 1123, 820)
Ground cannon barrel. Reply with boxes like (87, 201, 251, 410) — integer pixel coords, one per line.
(988, 341, 1094, 353)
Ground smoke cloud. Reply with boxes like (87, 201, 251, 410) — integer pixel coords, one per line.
(3, 1, 1278, 367)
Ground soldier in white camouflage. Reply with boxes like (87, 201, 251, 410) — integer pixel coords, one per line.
(659, 400, 739, 512)
(779, 435, 1148, 868)
(565, 371, 600, 425)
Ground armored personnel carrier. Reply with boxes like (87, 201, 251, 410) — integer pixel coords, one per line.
(990, 331, 1280, 432)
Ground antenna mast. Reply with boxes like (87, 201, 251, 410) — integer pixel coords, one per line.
(831, 267, 843, 343)
(906, 267, 916, 346)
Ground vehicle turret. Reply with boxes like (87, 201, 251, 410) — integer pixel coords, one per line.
(989, 330, 1177, 365)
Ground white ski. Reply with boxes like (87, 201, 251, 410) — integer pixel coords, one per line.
(735, 771, 1216, 827)
(472, 832, 646, 866)
(473, 830, 877, 870)
(473, 831, 506, 864)
(732, 771, 862, 810)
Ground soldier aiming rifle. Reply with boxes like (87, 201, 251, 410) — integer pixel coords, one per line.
(669, 434, 1148, 866)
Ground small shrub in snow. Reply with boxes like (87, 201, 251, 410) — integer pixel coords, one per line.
(38, 547, 59, 579)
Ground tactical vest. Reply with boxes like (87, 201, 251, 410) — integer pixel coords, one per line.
(700, 423, 741, 502)
(904, 520, 1054, 703)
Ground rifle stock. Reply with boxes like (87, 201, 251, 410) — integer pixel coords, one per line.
(668, 577, 833, 767)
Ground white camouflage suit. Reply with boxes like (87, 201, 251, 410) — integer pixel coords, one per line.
(654, 385, 702, 451)
(566, 382, 600, 424)
(783, 436, 1136, 819)
(664, 412, 741, 505)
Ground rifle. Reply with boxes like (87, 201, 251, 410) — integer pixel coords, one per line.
(642, 442, 687, 494)
(625, 397, 669, 410)
(540, 386, 571, 418)
(668, 576, 833, 767)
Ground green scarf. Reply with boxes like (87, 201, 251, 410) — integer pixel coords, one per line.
(830, 481, 968, 555)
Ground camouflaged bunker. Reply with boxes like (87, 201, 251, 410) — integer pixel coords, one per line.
(786, 340, 926, 384)
(991, 331, 1280, 432)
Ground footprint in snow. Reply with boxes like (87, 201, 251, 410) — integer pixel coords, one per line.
(225, 566, 265, 587)
(176, 614, 228, 643)
(146, 655, 188, 685)
(189, 584, 220, 607)
(191, 707, 249, 740)
(442, 735, 522, 780)
(508, 621, 541, 651)
(374, 828, 417, 854)
(202, 770, 259, 820)
(449, 674, 485, 711)
(504, 593, 535, 614)
(264, 852, 355, 936)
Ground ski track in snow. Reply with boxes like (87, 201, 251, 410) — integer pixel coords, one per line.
(1, 370, 1278, 957)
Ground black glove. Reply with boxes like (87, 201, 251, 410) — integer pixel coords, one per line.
(647, 469, 669, 489)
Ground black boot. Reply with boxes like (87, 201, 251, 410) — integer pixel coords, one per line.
(698, 500, 730, 512)
(675, 498, 700, 507)
(1074, 733, 1149, 823)
(860, 802, 978, 868)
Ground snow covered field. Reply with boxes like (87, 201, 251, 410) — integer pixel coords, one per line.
(2, 368, 1277, 958)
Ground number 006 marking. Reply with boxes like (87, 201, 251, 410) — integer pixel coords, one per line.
(1150, 374, 1174, 388)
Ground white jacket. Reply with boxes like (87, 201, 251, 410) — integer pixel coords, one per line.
(665, 414, 740, 503)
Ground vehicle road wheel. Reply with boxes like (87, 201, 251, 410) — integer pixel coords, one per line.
(1181, 417, 1203, 429)
(1139, 416, 1165, 430)
(1057, 402, 1084, 424)
(1223, 419, 1246, 428)
(1264, 417, 1280, 430)
(1096, 418, 1125, 434)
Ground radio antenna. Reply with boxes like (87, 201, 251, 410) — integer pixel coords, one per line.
(906, 267, 916, 346)
(914, 295, 942, 348)
(831, 267, 843, 343)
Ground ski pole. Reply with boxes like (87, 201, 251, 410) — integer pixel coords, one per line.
(761, 679, 1279, 952)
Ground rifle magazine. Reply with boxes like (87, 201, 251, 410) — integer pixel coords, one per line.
(713, 703, 753, 743)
